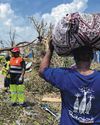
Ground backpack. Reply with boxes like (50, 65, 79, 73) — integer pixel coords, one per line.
(52, 12, 100, 56)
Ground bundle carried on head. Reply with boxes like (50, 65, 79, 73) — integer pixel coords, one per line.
(52, 12, 100, 56)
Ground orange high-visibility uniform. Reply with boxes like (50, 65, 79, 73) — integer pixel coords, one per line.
(9, 57, 23, 74)
(9, 57, 25, 104)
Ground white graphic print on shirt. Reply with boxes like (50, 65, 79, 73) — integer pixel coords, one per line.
(69, 87, 95, 123)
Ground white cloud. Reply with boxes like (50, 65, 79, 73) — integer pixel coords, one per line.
(4, 19, 12, 26)
(42, 0, 88, 23)
(0, 3, 14, 19)
(0, 3, 36, 46)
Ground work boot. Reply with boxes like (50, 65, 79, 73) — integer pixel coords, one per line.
(11, 103, 18, 107)
(19, 102, 28, 107)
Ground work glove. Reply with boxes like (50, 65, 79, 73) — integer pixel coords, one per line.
(19, 75, 24, 83)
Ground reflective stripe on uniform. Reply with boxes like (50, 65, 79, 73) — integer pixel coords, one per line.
(10, 84, 25, 103)
(10, 66, 22, 69)
(17, 85, 25, 103)
(10, 65, 22, 74)
(11, 92, 17, 94)
(10, 70, 22, 74)
(10, 84, 17, 103)
(17, 92, 24, 94)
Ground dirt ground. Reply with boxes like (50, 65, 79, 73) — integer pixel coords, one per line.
(0, 68, 61, 125)
(0, 90, 61, 125)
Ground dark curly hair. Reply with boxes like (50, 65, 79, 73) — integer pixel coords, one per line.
(72, 46, 94, 63)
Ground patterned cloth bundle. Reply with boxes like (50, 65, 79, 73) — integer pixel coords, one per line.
(52, 13, 100, 56)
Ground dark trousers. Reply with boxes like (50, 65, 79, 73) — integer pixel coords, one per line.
(4, 77, 10, 88)
(10, 74, 22, 85)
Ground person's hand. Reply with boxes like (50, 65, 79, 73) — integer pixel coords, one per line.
(37, 36, 43, 42)
(19, 75, 24, 82)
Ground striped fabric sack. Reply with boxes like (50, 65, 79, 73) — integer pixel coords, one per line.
(52, 13, 100, 56)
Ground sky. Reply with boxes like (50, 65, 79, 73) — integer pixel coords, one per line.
(0, 0, 100, 46)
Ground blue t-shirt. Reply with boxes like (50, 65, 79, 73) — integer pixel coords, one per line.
(42, 68, 100, 125)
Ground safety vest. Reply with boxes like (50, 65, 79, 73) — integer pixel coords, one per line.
(9, 57, 23, 74)
(2, 61, 10, 78)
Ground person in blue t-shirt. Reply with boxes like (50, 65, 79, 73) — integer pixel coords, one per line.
(39, 41, 100, 125)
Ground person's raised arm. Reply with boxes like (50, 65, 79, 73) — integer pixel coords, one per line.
(39, 40, 54, 76)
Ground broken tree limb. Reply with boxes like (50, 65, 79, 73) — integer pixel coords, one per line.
(16, 40, 36, 47)
(0, 39, 36, 52)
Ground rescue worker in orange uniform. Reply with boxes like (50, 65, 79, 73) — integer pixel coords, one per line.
(9, 47, 26, 106)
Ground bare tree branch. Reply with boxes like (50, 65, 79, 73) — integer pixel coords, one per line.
(29, 16, 48, 40)
(9, 27, 16, 47)
(0, 39, 36, 52)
